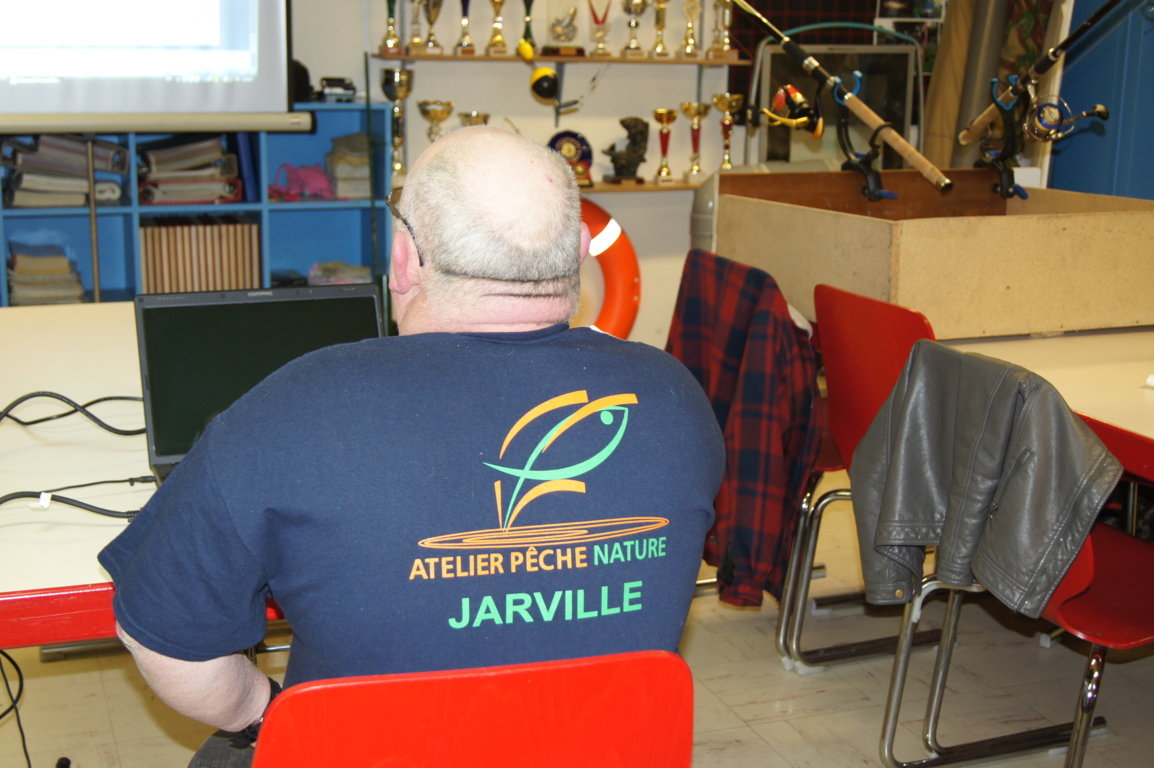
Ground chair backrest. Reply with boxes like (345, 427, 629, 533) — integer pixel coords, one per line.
(813, 284, 935, 466)
(250, 650, 694, 768)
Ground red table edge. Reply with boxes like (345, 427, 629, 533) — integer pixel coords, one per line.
(0, 582, 116, 649)
(1081, 415, 1154, 485)
(0, 582, 285, 650)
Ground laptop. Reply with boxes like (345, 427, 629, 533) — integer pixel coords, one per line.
(135, 284, 386, 482)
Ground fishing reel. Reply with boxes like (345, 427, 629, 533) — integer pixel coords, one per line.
(761, 83, 824, 138)
(1024, 94, 1109, 142)
(988, 75, 1109, 144)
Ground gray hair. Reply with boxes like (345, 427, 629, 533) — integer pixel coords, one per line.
(397, 130, 582, 308)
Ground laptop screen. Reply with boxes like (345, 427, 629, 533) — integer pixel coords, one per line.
(135, 284, 385, 478)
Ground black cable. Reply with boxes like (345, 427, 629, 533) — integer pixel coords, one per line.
(0, 477, 154, 518)
(41, 476, 157, 495)
(0, 649, 31, 768)
(0, 490, 141, 519)
(0, 650, 24, 720)
(1, 392, 144, 436)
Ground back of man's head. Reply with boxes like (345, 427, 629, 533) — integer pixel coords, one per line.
(399, 127, 582, 308)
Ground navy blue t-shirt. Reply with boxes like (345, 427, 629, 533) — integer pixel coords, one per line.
(100, 325, 724, 686)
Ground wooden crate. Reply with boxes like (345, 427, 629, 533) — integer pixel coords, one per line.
(714, 169, 1154, 338)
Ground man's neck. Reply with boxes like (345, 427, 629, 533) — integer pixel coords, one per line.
(395, 292, 571, 336)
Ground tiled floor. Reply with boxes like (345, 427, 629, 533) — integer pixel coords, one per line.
(3, 481, 1153, 767)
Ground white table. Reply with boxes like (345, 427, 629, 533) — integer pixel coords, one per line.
(0, 301, 150, 646)
(951, 328, 1154, 441)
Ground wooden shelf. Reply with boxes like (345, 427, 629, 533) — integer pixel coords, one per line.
(373, 51, 749, 66)
(583, 179, 703, 193)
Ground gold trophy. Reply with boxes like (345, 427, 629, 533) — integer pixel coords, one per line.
(680, 0, 700, 57)
(459, 110, 491, 126)
(712, 92, 742, 170)
(486, 0, 509, 54)
(418, 100, 456, 141)
(680, 101, 710, 179)
(653, 108, 677, 182)
(456, 0, 477, 54)
(521, 0, 537, 49)
(589, 0, 612, 57)
(543, 1, 584, 56)
(381, 0, 403, 54)
(424, 0, 446, 53)
(406, 0, 424, 53)
(706, 0, 738, 60)
(651, 0, 670, 57)
(621, 0, 648, 58)
(381, 68, 414, 178)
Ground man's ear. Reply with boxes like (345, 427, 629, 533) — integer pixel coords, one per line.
(577, 221, 592, 265)
(388, 230, 422, 294)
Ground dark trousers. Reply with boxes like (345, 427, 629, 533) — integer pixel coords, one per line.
(187, 730, 255, 768)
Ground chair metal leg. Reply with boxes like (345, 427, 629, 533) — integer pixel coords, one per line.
(1063, 645, 1107, 768)
(880, 576, 957, 768)
(922, 589, 969, 754)
(775, 471, 825, 667)
(879, 578, 1107, 768)
(780, 488, 941, 672)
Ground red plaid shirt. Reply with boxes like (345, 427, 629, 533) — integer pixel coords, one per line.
(666, 250, 822, 606)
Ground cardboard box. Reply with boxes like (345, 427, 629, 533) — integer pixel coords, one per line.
(713, 169, 1154, 338)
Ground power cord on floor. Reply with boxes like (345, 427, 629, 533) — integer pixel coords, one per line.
(1, 649, 31, 768)
(2, 650, 77, 768)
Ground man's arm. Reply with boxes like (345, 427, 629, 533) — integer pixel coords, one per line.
(116, 621, 271, 732)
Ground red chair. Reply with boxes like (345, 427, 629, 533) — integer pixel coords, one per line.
(250, 650, 694, 768)
(776, 284, 937, 670)
(877, 395, 1154, 767)
(1039, 418, 1154, 767)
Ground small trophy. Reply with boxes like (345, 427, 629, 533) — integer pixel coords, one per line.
(621, 0, 649, 58)
(418, 100, 456, 141)
(486, 0, 509, 54)
(603, 117, 648, 183)
(712, 92, 742, 170)
(381, 0, 403, 54)
(706, 0, 738, 60)
(651, 0, 670, 57)
(521, 0, 537, 49)
(680, 0, 700, 57)
(653, 108, 677, 182)
(381, 68, 414, 178)
(680, 101, 710, 179)
(459, 110, 490, 126)
(589, 0, 612, 57)
(406, 0, 425, 53)
(549, 131, 594, 187)
(456, 0, 477, 54)
(424, 0, 446, 54)
(543, 1, 584, 56)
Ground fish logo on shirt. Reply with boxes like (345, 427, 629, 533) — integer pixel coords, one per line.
(419, 390, 669, 549)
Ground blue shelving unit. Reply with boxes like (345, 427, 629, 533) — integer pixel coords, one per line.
(0, 101, 392, 306)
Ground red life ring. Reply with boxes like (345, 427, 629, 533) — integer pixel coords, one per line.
(580, 197, 641, 339)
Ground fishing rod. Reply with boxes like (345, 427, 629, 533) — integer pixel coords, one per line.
(957, 0, 1126, 146)
(731, 0, 952, 192)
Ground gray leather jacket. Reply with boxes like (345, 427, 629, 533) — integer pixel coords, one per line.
(849, 340, 1121, 618)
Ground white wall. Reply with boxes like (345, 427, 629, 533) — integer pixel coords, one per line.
(290, 0, 737, 347)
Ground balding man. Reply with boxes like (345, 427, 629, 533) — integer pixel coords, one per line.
(100, 127, 724, 766)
